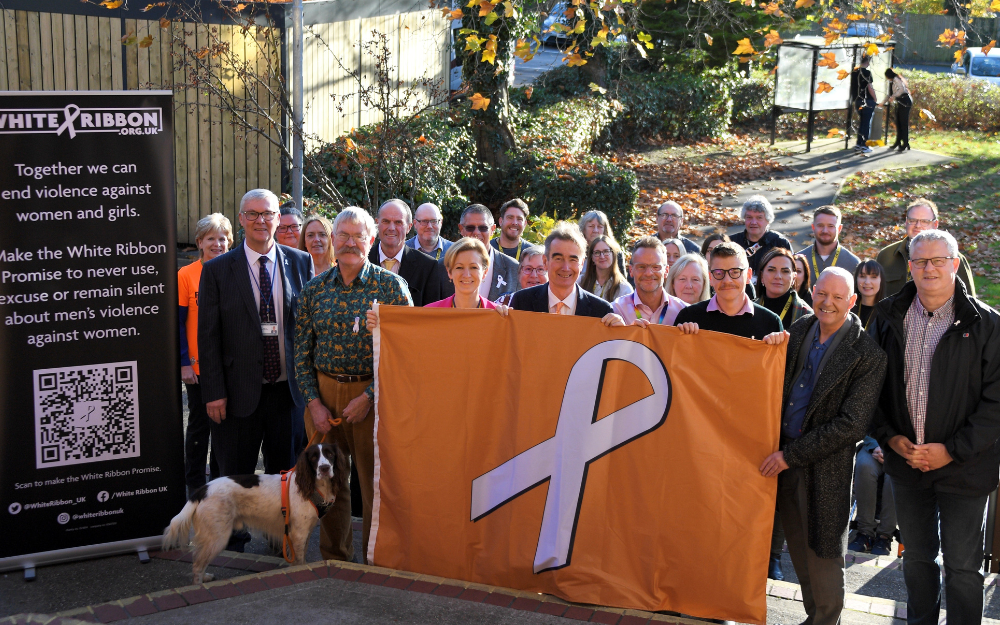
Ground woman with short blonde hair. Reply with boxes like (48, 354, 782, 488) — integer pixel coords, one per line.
(298, 214, 335, 276)
(665, 254, 711, 304)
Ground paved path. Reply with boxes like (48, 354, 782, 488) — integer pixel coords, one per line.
(690, 138, 955, 250)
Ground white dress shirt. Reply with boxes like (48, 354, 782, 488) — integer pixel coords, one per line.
(378, 243, 405, 273)
(243, 240, 286, 382)
(547, 284, 579, 315)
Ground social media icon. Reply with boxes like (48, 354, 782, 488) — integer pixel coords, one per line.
(57, 512, 70, 525)
(97, 491, 109, 503)
(8, 502, 21, 515)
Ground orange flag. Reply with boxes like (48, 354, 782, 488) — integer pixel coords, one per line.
(369, 307, 785, 624)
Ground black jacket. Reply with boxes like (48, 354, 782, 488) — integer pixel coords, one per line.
(368, 243, 449, 307)
(510, 284, 612, 318)
(781, 314, 887, 558)
(869, 280, 1000, 496)
(730, 229, 792, 280)
(198, 244, 313, 417)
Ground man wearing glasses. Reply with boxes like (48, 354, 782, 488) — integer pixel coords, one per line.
(655, 201, 699, 254)
(459, 204, 520, 302)
(492, 198, 534, 261)
(869, 229, 1000, 625)
(875, 198, 975, 297)
(198, 189, 314, 547)
(367, 199, 448, 307)
(405, 202, 452, 262)
(674, 242, 787, 344)
(276, 203, 303, 247)
(613, 237, 688, 326)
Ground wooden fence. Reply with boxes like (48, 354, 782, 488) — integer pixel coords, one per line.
(0, 6, 449, 244)
(895, 14, 999, 64)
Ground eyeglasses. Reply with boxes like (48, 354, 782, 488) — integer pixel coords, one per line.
(657, 213, 680, 219)
(276, 224, 301, 233)
(592, 250, 613, 259)
(242, 210, 278, 222)
(910, 256, 956, 269)
(520, 267, 547, 276)
(415, 218, 442, 226)
(632, 264, 665, 273)
(462, 224, 491, 233)
(710, 267, 747, 280)
(906, 218, 934, 227)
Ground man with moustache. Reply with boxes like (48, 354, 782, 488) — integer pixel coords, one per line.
(869, 229, 1000, 624)
(295, 207, 412, 563)
(613, 237, 688, 326)
(368, 199, 448, 306)
(491, 198, 534, 260)
(405, 202, 452, 262)
(760, 267, 887, 625)
(795, 206, 860, 277)
(875, 199, 976, 297)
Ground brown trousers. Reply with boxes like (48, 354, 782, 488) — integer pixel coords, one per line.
(303, 374, 375, 563)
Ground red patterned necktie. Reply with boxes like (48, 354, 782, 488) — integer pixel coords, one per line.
(259, 257, 281, 383)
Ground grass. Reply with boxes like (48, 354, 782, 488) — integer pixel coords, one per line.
(835, 129, 1000, 309)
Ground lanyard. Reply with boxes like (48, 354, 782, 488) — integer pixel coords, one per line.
(451, 296, 482, 308)
(433, 247, 442, 261)
(779, 293, 794, 323)
(247, 253, 276, 315)
(811, 245, 842, 278)
(498, 240, 522, 262)
(634, 299, 670, 325)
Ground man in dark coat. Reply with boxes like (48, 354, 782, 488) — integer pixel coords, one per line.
(869, 229, 1000, 625)
(730, 195, 792, 283)
(760, 267, 887, 625)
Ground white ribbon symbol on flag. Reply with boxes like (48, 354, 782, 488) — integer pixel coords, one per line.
(470, 339, 670, 573)
(56, 104, 81, 139)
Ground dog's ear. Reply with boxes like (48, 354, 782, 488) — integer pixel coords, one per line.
(330, 444, 349, 500)
(294, 445, 317, 499)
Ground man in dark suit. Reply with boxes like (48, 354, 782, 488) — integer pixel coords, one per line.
(511, 222, 625, 325)
(459, 204, 520, 302)
(759, 267, 887, 625)
(367, 199, 448, 306)
(199, 188, 314, 484)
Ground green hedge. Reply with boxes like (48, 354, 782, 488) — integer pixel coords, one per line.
(907, 71, 1000, 132)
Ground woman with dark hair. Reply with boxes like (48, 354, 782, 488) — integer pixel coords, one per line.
(700, 232, 731, 258)
(793, 253, 812, 307)
(580, 235, 633, 302)
(851, 259, 885, 329)
(882, 68, 913, 151)
(755, 248, 813, 328)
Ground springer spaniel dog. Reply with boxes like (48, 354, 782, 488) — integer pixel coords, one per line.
(163, 443, 346, 583)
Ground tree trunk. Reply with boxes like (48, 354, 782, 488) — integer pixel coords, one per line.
(472, 79, 516, 193)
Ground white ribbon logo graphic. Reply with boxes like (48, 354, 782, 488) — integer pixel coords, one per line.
(56, 104, 81, 139)
(471, 339, 670, 573)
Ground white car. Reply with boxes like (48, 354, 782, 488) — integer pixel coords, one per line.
(541, 2, 571, 44)
(951, 47, 1000, 87)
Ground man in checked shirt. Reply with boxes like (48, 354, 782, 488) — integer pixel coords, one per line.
(295, 207, 413, 563)
(869, 229, 1000, 625)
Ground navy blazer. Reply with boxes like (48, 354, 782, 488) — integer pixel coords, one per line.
(198, 243, 313, 417)
(509, 284, 612, 318)
(368, 243, 448, 307)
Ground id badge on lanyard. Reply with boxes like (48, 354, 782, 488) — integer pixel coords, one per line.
(261, 322, 279, 337)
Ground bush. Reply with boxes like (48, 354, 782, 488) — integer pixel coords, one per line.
(906, 71, 1000, 132)
(731, 74, 774, 125)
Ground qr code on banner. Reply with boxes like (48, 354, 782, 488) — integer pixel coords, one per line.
(34, 362, 140, 469)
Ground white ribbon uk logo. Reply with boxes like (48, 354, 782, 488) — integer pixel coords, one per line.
(470, 340, 670, 573)
(55, 104, 81, 138)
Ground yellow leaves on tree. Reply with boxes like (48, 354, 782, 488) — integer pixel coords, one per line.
(865, 43, 879, 56)
(761, 2, 784, 17)
(795, 0, 815, 8)
(817, 52, 839, 69)
(637, 32, 654, 49)
(138, 35, 154, 48)
(514, 39, 535, 62)
(589, 82, 608, 94)
(846, 13, 865, 20)
(100, 0, 124, 8)
(572, 18, 588, 34)
(442, 8, 464, 19)
(159, 17, 170, 29)
(733, 38, 756, 56)
(471, 93, 491, 111)
(837, 69, 850, 80)
(815, 81, 834, 94)
(991, 0, 1000, 11)
(937, 29, 966, 48)
(983, 40, 996, 56)
(477, 0, 499, 17)
(764, 31, 782, 48)
(524, 85, 534, 100)
(464, 34, 486, 53)
(954, 48, 965, 64)
(344, 137, 357, 151)
(481, 35, 498, 64)
(826, 18, 846, 31)
(918, 108, 936, 121)
(121, 31, 136, 46)
(591, 26, 611, 47)
(565, 52, 588, 66)
(484, 11, 500, 25)
(704, 33, 714, 46)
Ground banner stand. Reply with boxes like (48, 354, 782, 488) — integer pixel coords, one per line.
(0, 535, 163, 579)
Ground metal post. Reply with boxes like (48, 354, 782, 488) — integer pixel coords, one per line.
(292, 0, 304, 210)
(806, 47, 819, 153)
(771, 48, 780, 146)
(844, 46, 858, 150)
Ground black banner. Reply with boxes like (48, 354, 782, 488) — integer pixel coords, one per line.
(0, 92, 184, 566)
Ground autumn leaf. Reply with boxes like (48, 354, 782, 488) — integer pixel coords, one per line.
(571, 18, 587, 34)
(525, 85, 534, 100)
(514, 39, 535, 62)
(484, 11, 499, 25)
(159, 17, 171, 28)
(823, 31, 840, 45)
(817, 52, 839, 69)
(139, 35, 154, 48)
(764, 30, 782, 47)
(937, 29, 966, 48)
(795, 0, 815, 7)
(481, 34, 498, 64)
(846, 13, 865, 20)
(565, 52, 588, 66)
(837, 69, 850, 80)
(471, 93, 491, 111)
(638, 31, 654, 49)
(954, 48, 965, 64)
(865, 43, 879, 56)
(733, 38, 756, 55)
(982, 40, 996, 56)
(816, 81, 834, 94)
(827, 128, 845, 138)
(704, 33, 714, 45)
(100, 0, 124, 8)
(443, 8, 463, 19)
(503, 1, 516, 17)
(478, 0, 495, 17)
(762, 2, 783, 16)
(992, 0, 1000, 11)
(826, 18, 846, 31)
(464, 35, 486, 52)
(344, 137, 357, 151)
(121, 31, 137, 46)
(918, 108, 936, 121)
(589, 82, 608, 94)
(416, 135, 428, 145)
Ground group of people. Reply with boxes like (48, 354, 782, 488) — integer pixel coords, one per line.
(177, 188, 999, 625)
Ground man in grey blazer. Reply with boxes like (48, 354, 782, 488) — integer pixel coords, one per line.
(458, 204, 520, 302)
(198, 189, 314, 482)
